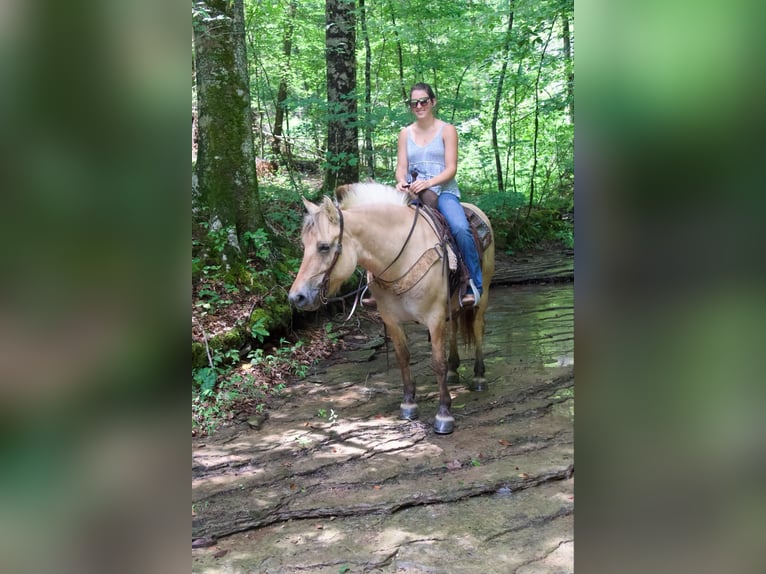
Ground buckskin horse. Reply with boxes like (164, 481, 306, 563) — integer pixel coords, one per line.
(288, 183, 494, 434)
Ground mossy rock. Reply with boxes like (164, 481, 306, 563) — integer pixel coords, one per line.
(191, 326, 248, 370)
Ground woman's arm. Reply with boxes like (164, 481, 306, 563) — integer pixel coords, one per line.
(394, 127, 410, 193)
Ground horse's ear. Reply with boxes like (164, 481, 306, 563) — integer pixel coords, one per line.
(335, 184, 350, 203)
(320, 196, 339, 224)
(302, 197, 320, 215)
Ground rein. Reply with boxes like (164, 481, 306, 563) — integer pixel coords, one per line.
(323, 202, 423, 304)
(373, 202, 422, 281)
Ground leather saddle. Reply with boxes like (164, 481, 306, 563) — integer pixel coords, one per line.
(413, 193, 492, 300)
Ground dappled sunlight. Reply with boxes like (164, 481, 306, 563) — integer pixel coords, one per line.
(193, 284, 573, 572)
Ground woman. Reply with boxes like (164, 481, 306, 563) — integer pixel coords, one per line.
(395, 83, 483, 307)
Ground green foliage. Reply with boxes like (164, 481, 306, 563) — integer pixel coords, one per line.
(192, 331, 315, 435)
(238, 0, 573, 215)
(324, 322, 340, 343)
(250, 316, 270, 344)
(317, 408, 338, 424)
(505, 208, 573, 254)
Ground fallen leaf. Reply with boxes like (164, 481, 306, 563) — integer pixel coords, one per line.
(498, 440, 512, 447)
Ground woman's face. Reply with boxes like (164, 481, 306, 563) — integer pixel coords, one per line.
(408, 90, 434, 117)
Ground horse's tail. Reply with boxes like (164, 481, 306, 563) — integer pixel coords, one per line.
(458, 306, 477, 347)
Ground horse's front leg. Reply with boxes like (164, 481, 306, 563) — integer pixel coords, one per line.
(429, 321, 454, 434)
(385, 321, 418, 420)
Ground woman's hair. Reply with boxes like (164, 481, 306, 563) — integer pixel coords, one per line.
(409, 82, 436, 100)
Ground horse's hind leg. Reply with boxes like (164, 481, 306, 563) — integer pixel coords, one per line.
(385, 320, 418, 420)
(472, 298, 488, 392)
(446, 317, 460, 384)
(429, 321, 454, 434)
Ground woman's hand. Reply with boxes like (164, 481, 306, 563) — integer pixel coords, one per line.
(409, 178, 430, 195)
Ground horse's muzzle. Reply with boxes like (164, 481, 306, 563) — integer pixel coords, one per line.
(288, 287, 321, 311)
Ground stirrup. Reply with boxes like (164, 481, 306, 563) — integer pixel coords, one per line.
(461, 279, 481, 308)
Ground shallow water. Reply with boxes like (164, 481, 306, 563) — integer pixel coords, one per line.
(193, 282, 574, 573)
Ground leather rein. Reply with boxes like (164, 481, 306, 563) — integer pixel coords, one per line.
(320, 201, 424, 304)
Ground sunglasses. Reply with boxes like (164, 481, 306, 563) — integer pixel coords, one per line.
(407, 97, 432, 109)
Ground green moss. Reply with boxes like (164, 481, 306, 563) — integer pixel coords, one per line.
(192, 341, 207, 369)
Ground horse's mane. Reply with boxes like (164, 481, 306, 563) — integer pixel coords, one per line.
(336, 182, 409, 209)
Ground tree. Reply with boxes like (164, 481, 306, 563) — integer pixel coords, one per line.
(193, 0, 265, 266)
(359, 0, 374, 179)
(491, 1, 515, 193)
(323, 0, 359, 191)
(561, 8, 574, 124)
(272, 0, 297, 160)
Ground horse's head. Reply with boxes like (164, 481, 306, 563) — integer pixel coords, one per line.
(288, 196, 358, 311)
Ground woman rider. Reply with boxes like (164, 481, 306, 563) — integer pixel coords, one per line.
(394, 82, 483, 307)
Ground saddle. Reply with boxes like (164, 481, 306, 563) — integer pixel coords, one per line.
(414, 195, 492, 301)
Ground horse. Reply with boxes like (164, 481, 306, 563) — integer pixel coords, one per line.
(288, 182, 495, 434)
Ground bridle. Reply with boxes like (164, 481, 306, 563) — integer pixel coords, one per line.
(318, 202, 345, 304)
(317, 200, 423, 305)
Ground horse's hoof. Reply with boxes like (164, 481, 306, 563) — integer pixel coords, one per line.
(472, 377, 488, 392)
(433, 414, 455, 434)
(446, 370, 459, 384)
(400, 403, 419, 420)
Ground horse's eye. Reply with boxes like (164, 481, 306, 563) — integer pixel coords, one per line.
(317, 242, 331, 254)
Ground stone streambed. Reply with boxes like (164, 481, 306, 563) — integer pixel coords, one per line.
(193, 283, 574, 573)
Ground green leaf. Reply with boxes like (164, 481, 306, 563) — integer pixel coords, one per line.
(193, 367, 218, 393)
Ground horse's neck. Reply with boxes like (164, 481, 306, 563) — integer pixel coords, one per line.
(344, 206, 427, 276)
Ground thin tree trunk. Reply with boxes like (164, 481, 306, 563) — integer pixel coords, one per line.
(450, 64, 472, 124)
(272, 1, 297, 159)
(511, 62, 522, 195)
(491, 1, 515, 193)
(360, 0, 374, 179)
(388, 1, 407, 103)
(527, 18, 556, 216)
(562, 11, 574, 124)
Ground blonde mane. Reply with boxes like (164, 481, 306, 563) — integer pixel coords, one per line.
(336, 182, 410, 209)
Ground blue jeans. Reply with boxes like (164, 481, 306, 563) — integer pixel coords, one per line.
(437, 192, 482, 294)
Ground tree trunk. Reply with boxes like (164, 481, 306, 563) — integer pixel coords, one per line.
(193, 0, 265, 263)
(527, 18, 556, 216)
(562, 10, 574, 124)
(360, 0, 374, 179)
(491, 1, 515, 193)
(272, 1, 297, 159)
(388, 1, 407, 104)
(323, 0, 359, 191)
